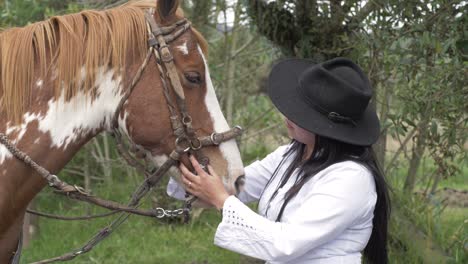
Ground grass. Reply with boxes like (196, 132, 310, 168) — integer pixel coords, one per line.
(438, 207, 467, 263)
(386, 155, 468, 191)
(21, 152, 467, 263)
(22, 181, 245, 264)
(23, 211, 242, 263)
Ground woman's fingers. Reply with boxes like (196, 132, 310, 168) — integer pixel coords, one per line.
(189, 155, 207, 176)
(207, 165, 215, 176)
(179, 163, 199, 184)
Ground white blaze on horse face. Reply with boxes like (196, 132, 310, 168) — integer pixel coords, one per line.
(177, 41, 189, 55)
(38, 67, 123, 149)
(197, 46, 244, 188)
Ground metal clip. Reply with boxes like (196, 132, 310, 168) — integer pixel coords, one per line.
(210, 133, 221, 145)
(175, 137, 191, 153)
(48, 174, 60, 187)
(190, 138, 202, 150)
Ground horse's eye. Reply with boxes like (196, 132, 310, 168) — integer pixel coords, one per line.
(184, 72, 202, 85)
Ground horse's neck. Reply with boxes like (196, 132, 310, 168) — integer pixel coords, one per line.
(0, 65, 129, 261)
(0, 66, 125, 220)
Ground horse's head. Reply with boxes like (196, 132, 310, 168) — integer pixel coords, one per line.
(118, 0, 244, 198)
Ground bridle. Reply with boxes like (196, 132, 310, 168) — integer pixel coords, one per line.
(110, 10, 243, 215)
(1, 10, 243, 264)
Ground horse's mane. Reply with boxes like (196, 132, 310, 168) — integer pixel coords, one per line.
(0, 0, 208, 123)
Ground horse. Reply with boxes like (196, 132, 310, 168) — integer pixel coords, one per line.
(0, 0, 244, 262)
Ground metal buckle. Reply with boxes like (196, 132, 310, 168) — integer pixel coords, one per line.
(182, 115, 192, 125)
(175, 137, 191, 153)
(210, 133, 221, 145)
(190, 138, 202, 150)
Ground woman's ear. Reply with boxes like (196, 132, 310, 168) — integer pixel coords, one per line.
(155, 0, 180, 23)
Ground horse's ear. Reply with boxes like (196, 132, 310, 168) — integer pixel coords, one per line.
(156, 0, 180, 22)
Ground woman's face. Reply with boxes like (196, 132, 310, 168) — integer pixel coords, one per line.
(284, 118, 316, 145)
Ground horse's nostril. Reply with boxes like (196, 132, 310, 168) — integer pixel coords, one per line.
(234, 175, 245, 194)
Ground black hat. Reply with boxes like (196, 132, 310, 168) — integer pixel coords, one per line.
(268, 57, 380, 146)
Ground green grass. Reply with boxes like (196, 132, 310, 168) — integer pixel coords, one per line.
(386, 155, 468, 191)
(438, 207, 467, 263)
(23, 210, 242, 263)
(21, 153, 467, 263)
(21, 177, 247, 264)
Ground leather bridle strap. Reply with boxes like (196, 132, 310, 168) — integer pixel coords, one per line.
(144, 10, 211, 217)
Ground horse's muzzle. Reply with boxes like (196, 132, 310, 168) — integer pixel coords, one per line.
(234, 175, 245, 195)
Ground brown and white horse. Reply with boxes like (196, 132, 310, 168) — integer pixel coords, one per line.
(0, 0, 244, 262)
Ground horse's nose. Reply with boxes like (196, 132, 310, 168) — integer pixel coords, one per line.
(234, 175, 245, 195)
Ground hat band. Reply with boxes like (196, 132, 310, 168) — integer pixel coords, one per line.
(297, 81, 358, 127)
(327, 112, 357, 127)
(307, 98, 357, 127)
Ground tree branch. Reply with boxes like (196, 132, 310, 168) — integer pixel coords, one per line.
(347, 0, 387, 30)
(245, 0, 298, 56)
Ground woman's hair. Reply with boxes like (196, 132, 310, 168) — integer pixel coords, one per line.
(264, 136, 390, 264)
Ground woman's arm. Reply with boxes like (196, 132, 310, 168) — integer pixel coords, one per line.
(236, 145, 289, 203)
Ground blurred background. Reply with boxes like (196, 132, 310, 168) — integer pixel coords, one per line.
(1, 0, 466, 263)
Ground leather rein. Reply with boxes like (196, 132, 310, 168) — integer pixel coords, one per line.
(1, 10, 242, 264)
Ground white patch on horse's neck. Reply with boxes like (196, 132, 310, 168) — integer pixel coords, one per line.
(1, 122, 12, 163)
(0, 146, 12, 164)
(36, 79, 43, 89)
(177, 42, 189, 55)
(37, 67, 123, 149)
(17, 113, 43, 142)
(197, 46, 244, 182)
(4, 112, 41, 141)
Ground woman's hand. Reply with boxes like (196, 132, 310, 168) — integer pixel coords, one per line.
(179, 155, 230, 210)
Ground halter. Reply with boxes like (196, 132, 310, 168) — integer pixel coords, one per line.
(1, 10, 243, 264)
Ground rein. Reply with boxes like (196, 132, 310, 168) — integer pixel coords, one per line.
(1, 10, 242, 264)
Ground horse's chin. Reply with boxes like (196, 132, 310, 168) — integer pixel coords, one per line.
(191, 199, 214, 208)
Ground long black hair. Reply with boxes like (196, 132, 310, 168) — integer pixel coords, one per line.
(263, 136, 390, 264)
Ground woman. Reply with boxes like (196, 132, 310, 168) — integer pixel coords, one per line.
(170, 58, 390, 264)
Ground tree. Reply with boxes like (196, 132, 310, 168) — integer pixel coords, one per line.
(244, 0, 467, 261)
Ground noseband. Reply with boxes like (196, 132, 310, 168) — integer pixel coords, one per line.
(0, 10, 242, 264)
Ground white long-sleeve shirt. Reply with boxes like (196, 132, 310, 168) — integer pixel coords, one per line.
(167, 145, 377, 264)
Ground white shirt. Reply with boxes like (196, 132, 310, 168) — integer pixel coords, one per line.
(167, 145, 377, 264)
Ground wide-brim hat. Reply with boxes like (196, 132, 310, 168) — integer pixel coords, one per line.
(268, 58, 380, 146)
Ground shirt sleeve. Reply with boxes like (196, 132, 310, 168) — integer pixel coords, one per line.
(214, 164, 377, 262)
(236, 145, 289, 204)
(166, 176, 186, 200)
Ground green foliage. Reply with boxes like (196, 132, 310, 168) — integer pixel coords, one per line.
(0, 0, 83, 27)
(357, 0, 467, 192)
(389, 189, 467, 263)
